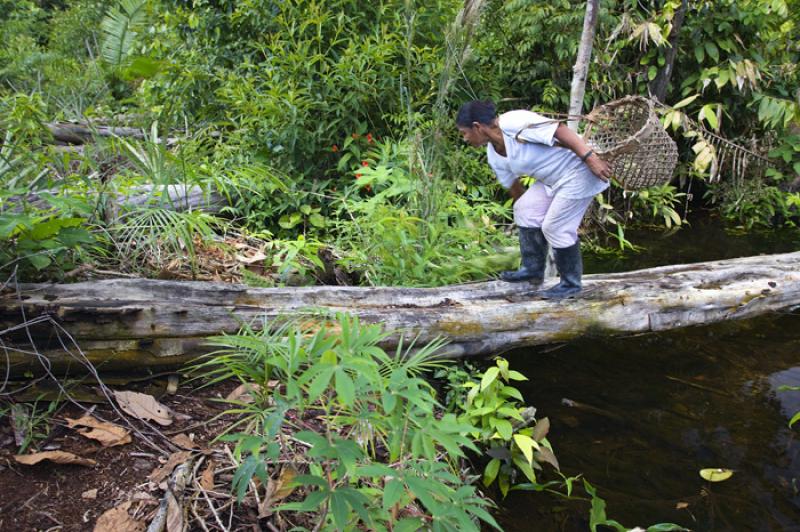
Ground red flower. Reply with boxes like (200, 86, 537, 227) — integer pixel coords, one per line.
(355, 173, 362, 179)
(366, 133, 373, 144)
(361, 161, 369, 167)
(332, 144, 339, 152)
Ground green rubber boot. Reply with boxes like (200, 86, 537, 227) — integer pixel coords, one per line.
(539, 242, 582, 299)
(500, 227, 547, 284)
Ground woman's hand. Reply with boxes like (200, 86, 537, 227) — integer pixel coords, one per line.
(553, 124, 613, 182)
(585, 153, 612, 182)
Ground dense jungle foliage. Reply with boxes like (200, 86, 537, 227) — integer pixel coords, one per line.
(0, 0, 798, 284)
(0, 1, 798, 529)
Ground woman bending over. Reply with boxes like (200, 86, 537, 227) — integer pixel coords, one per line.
(456, 100, 612, 299)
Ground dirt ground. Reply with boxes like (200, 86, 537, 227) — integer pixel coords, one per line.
(0, 378, 258, 532)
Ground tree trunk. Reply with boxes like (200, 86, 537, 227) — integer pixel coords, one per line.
(2, 252, 799, 375)
(648, 0, 689, 102)
(568, 0, 600, 131)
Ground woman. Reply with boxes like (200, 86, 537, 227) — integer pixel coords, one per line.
(456, 100, 612, 299)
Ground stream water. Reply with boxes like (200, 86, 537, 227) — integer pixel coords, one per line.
(497, 214, 800, 531)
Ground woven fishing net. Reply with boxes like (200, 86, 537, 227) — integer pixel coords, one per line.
(584, 96, 678, 190)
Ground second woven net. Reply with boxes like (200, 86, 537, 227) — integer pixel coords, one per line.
(583, 95, 678, 190)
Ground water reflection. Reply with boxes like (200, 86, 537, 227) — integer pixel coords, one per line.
(499, 314, 800, 531)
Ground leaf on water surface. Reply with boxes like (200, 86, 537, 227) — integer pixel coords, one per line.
(699, 468, 734, 482)
(94, 501, 145, 532)
(65, 415, 132, 447)
(113, 390, 173, 426)
(14, 450, 96, 467)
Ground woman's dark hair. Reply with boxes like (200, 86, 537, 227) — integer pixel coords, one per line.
(456, 100, 497, 127)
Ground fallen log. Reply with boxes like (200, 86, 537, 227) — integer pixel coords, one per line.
(1, 252, 798, 374)
(8, 184, 227, 218)
(45, 122, 180, 145)
(46, 122, 148, 144)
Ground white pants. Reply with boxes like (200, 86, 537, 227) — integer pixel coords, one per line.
(513, 181, 594, 248)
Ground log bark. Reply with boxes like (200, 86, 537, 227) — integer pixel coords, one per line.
(2, 252, 799, 374)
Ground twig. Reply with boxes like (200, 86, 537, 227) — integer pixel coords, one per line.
(195, 478, 229, 532)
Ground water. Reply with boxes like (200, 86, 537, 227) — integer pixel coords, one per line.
(497, 215, 800, 531)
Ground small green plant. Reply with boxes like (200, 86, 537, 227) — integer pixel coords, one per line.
(3, 399, 59, 454)
(632, 185, 686, 229)
(191, 313, 501, 531)
(457, 357, 558, 496)
(0, 210, 94, 277)
(112, 207, 220, 277)
(583, 480, 688, 532)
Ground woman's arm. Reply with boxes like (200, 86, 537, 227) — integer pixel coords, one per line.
(553, 123, 612, 181)
(509, 179, 525, 203)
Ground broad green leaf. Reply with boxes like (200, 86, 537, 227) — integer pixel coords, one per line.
(500, 386, 523, 401)
(672, 94, 698, 109)
(513, 434, 537, 465)
(329, 492, 349, 529)
(481, 366, 500, 391)
(27, 253, 52, 270)
(699, 468, 734, 482)
(694, 45, 705, 63)
(394, 518, 424, 532)
(483, 458, 501, 486)
(382, 391, 396, 414)
(701, 105, 719, 130)
(790, 411, 800, 428)
(512, 455, 538, 484)
(306, 366, 335, 402)
(705, 41, 720, 63)
(497, 407, 524, 421)
(383, 479, 405, 509)
(335, 370, 355, 406)
(507, 370, 528, 381)
(308, 213, 326, 227)
(494, 418, 513, 440)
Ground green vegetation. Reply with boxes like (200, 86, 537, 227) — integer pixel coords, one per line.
(1, 0, 797, 283)
(1, 0, 798, 529)
(193, 314, 508, 530)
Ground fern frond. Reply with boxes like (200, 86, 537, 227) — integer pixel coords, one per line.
(100, 0, 148, 67)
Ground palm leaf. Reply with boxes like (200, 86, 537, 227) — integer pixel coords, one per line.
(100, 0, 148, 67)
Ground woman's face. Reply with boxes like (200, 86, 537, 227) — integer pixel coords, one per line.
(458, 123, 489, 147)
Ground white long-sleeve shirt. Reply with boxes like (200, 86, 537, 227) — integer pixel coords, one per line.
(487, 110, 609, 199)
